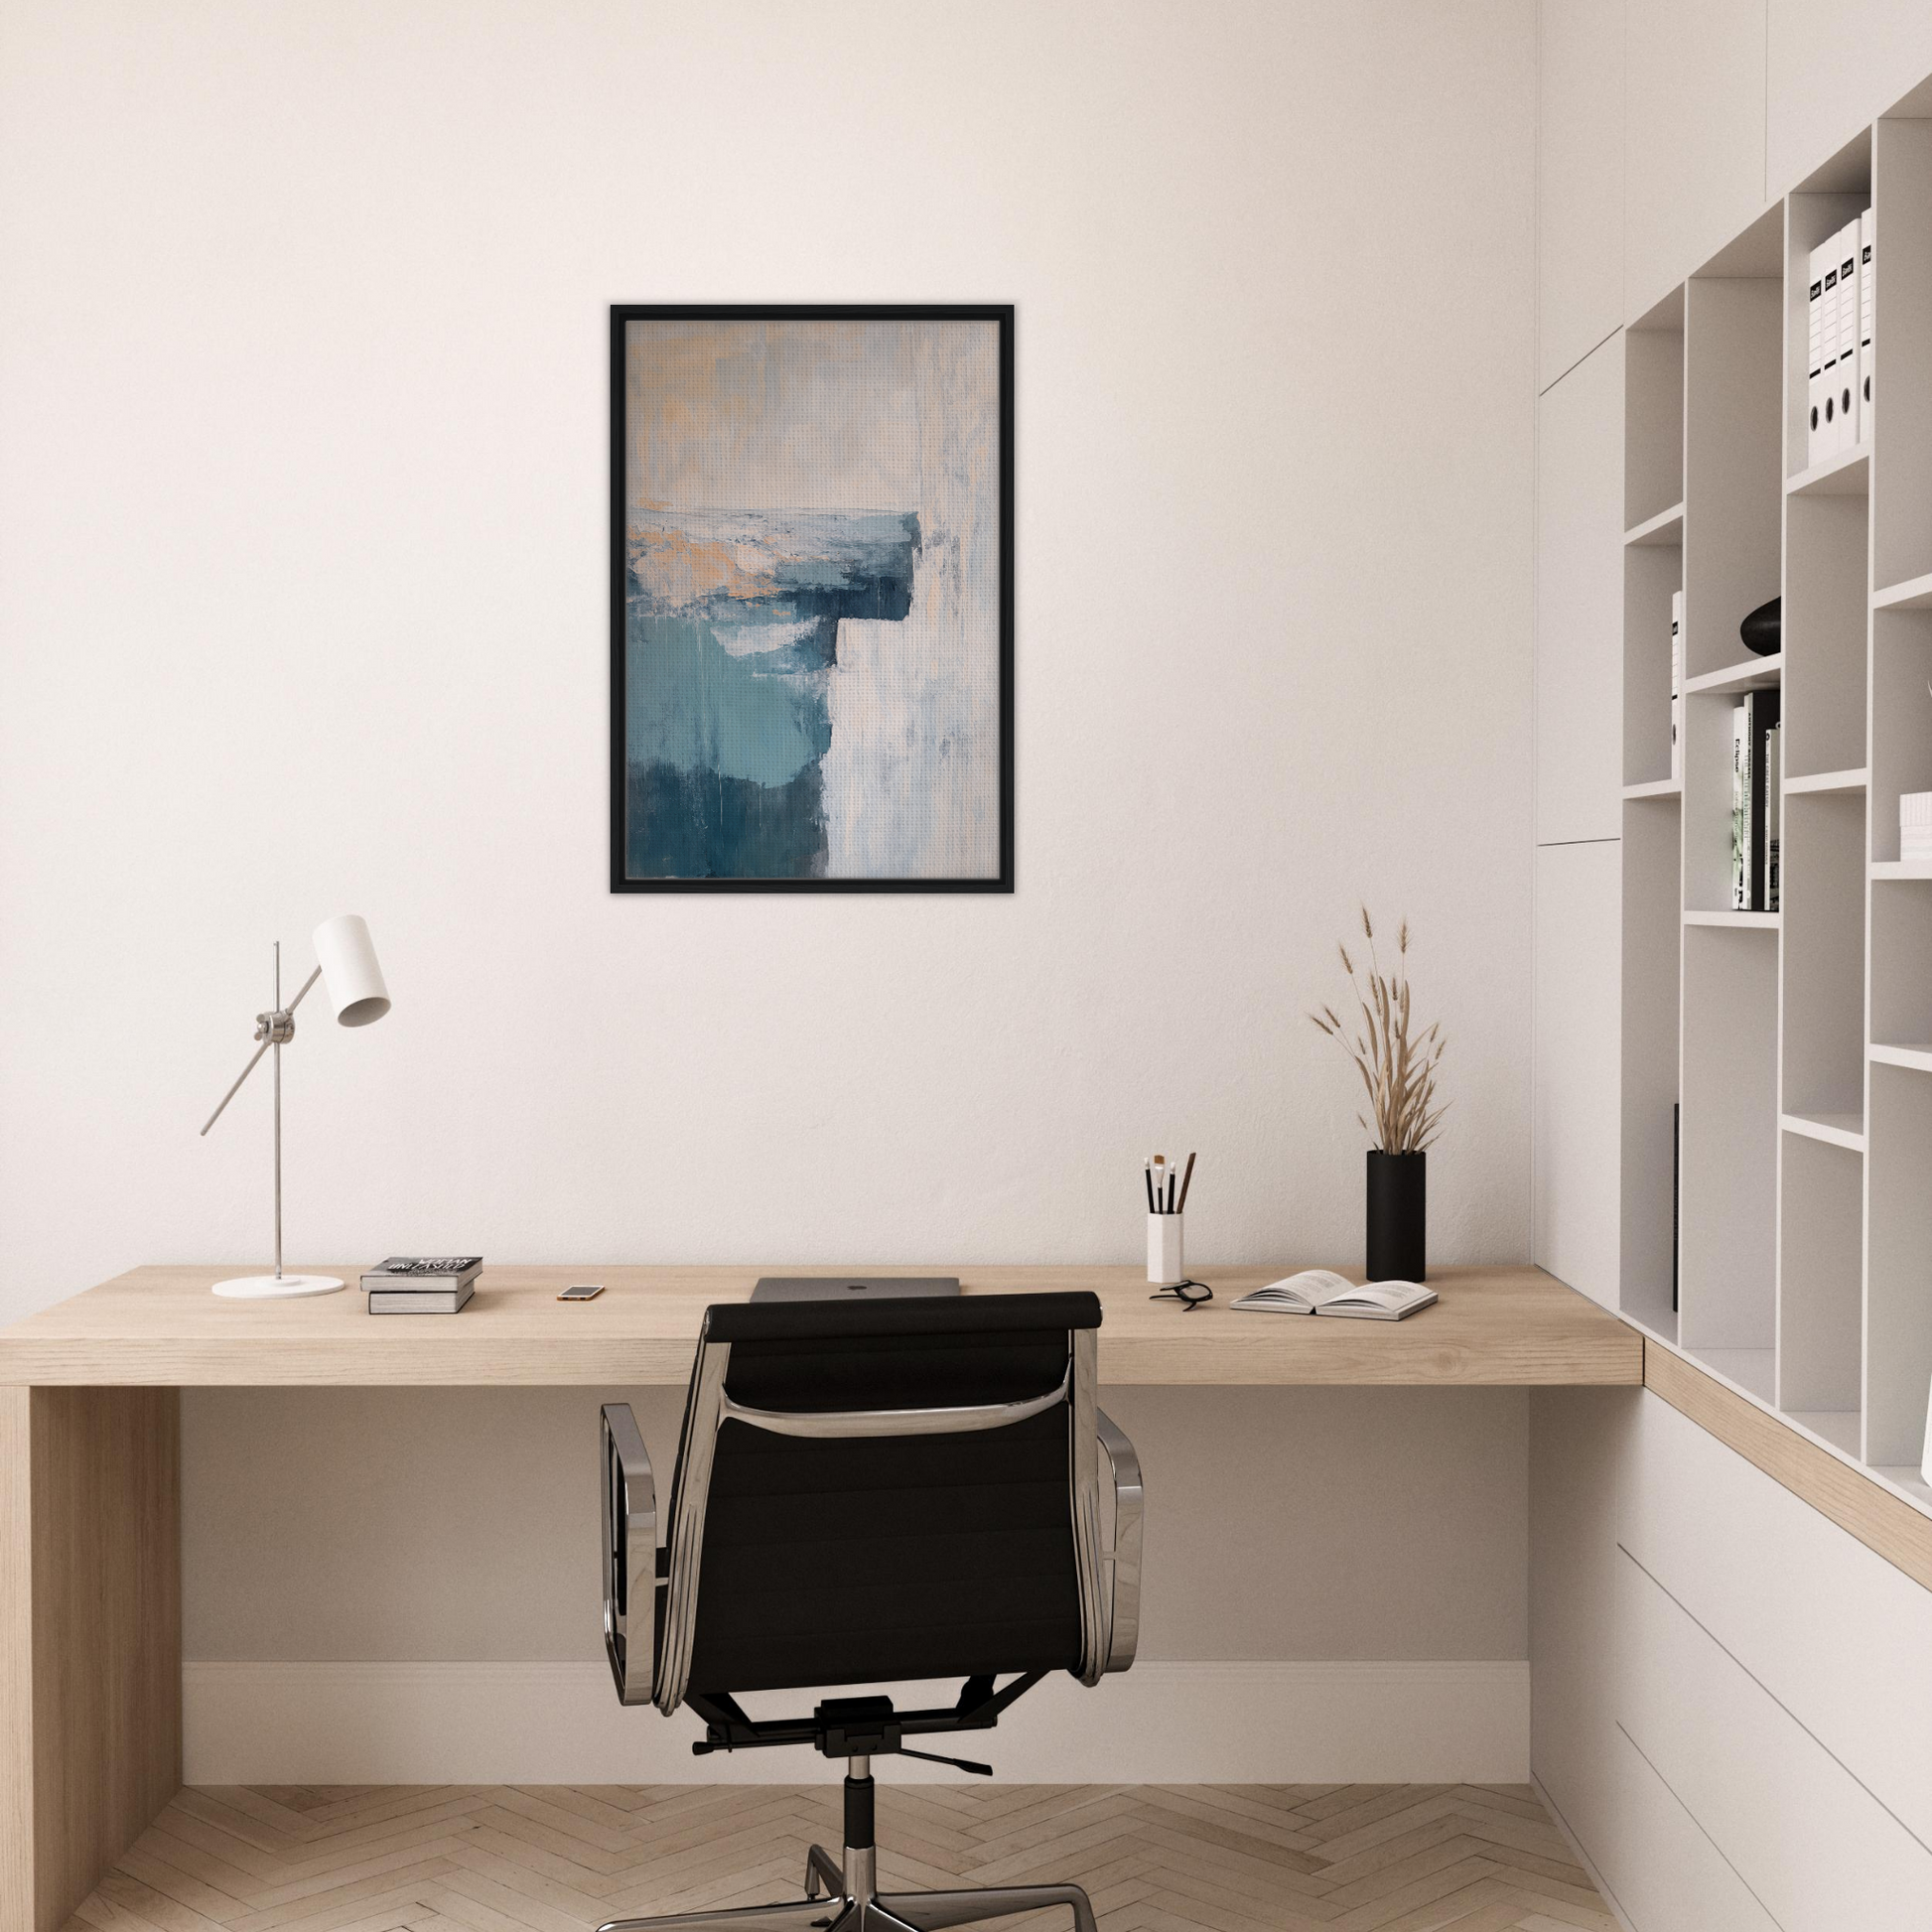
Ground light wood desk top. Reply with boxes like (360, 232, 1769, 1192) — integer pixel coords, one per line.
(0, 1262, 1640, 1387)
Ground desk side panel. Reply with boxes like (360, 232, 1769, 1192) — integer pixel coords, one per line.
(28, 1388, 182, 1932)
(1, 1390, 31, 1932)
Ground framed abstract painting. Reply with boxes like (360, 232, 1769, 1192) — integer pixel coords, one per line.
(610, 304, 1014, 892)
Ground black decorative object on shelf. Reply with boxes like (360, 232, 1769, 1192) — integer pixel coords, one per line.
(1740, 595, 1781, 656)
(1366, 1151, 1427, 1283)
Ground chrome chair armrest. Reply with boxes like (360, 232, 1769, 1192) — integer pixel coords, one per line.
(601, 1403, 658, 1706)
(1095, 1407, 1143, 1673)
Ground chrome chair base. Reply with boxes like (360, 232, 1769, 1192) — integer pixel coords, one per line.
(596, 1844, 1098, 1932)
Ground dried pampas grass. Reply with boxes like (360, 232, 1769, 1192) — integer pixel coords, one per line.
(1310, 907, 1449, 1154)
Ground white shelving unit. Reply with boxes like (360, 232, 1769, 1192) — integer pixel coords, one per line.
(1619, 107, 1932, 1515)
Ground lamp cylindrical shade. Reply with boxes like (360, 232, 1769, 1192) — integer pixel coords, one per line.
(312, 914, 390, 1028)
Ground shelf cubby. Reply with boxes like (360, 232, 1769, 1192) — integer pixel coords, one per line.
(1866, 1062, 1932, 1466)
(1781, 791, 1866, 1119)
(1619, 792, 1683, 1341)
(1683, 677, 1780, 914)
(1777, 1132, 1863, 1427)
(1684, 247, 1782, 683)
(1625, 288, 1684, 532)
(1784, 494, 1868, 777)
(1678, 924, 1779, 1362)
(1786, 173, 1870, 484)
(1869, 873, 1932, 1051)
(1623, 538, 1681, 787)
(1872, 115, 1932, 594)
(1869, 607, 1932, 861)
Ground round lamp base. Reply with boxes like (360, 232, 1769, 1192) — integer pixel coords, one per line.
(210, 1274, 345, 1300)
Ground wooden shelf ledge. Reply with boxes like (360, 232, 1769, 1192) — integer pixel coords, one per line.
(1644, 1340, 1932, 1592)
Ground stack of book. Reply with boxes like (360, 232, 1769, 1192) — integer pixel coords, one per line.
(1730, 692, 1781, 911)
(361, 1256, 483, 1313)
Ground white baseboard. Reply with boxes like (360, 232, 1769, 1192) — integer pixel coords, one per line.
(183, 1659, 1529, 1786)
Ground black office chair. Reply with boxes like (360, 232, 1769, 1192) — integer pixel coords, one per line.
(597, 1291, 1143, 1932)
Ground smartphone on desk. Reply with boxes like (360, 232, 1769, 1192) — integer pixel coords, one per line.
(558, 1283, 605, 1301)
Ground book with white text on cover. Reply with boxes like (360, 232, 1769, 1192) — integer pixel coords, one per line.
(360, 1256, 483, 1292)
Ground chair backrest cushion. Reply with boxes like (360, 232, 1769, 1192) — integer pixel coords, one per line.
(678, 1292, 1100, 1696)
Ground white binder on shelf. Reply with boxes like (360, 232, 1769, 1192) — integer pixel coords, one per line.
(1860, 206, 1874, 446)
(1808, 238, 1831, 467)
(1822, 230, 1845, 456)
(1670, 589, 1683, 783)
(1836, 219, 1861, 456)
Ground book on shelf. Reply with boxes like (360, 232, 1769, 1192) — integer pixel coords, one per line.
(1765, 720, 1781, 912)
(1230, 1270, 1437, 1320)
(1807, 239, 1828, 466)
(1730, 703, 1749, 907)
(1671, 1102, 1680, 1316)
(1817, 236, 1845, 458)
(1670, 590, 1683, 780)
(1729, 691, 1781, 911)
(1837, 218, 1861, 455)
(369, 1282, 475, 1314)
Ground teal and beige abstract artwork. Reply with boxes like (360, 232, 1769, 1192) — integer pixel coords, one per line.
(610, 307, 1013, 892)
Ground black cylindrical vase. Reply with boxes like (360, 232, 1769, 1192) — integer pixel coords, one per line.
(1366, 1150, 1426, 1282)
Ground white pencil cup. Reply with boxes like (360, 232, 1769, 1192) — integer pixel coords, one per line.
(1148, 1213, 1184, 1286)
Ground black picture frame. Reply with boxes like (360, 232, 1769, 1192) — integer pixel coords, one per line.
(609, 304, 1014, 894)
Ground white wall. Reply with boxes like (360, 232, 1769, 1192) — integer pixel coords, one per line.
(0, 0, 1537, 1310)
(0, 0, 1539, 1765)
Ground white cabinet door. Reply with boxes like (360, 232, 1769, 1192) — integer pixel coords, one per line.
(1625, 0, 1769, 318)
(1538, 0, 1624, 390)
(1534, 840, 1621, 1308)
(1768, 0, 1932, 194)
(1617, 1546, 1932, 1930)
(1622, 1390, 1932, 1852)
(1537, 336, 1624, 844)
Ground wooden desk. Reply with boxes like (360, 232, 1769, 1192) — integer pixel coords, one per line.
(0, 1262, 1635, 1932)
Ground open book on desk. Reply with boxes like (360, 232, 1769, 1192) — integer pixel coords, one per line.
(1230, 1270, 1437, 1320)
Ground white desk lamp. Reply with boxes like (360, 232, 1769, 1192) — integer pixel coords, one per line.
(200, 913, 391, 1299)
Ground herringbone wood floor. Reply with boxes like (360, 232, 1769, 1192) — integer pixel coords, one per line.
(65, 1784, 1617, 1932)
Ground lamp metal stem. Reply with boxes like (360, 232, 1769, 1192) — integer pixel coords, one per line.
(273, 942, 283, 1281)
